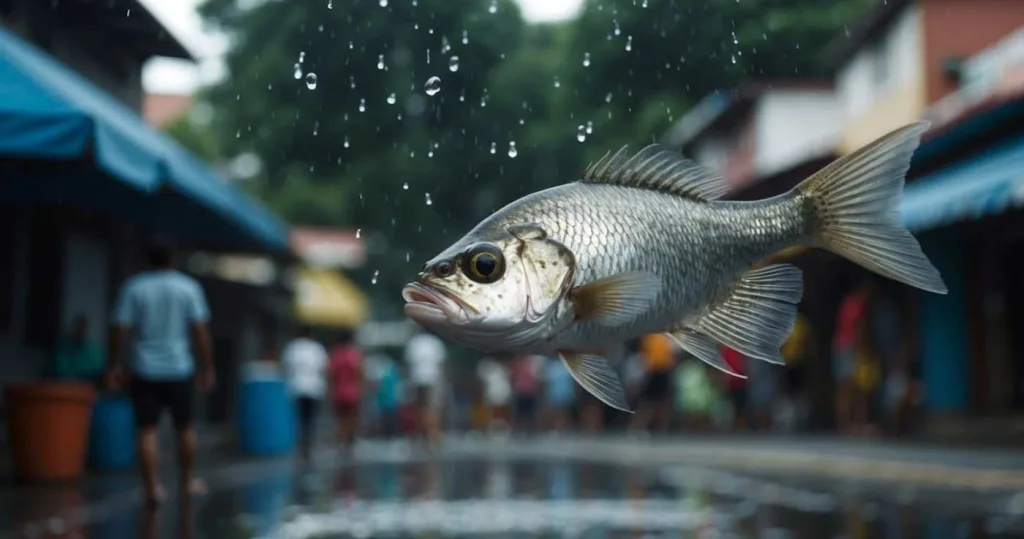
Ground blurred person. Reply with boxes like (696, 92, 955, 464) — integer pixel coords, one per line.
(105, 238, 215, 506)
(368, 352, 403, 438)
(778, 312, 812, 432)
(675, 353, 716, 430)
(747, 351, 779, 431)
(51, 314, 104, 383)
(282, 326, 330, 463)
(477, 356, 512, 432)
(510, 354, 542, 433)
(542, 356, 576, 433)
(328, 330, 363, 454)
(629, 333, 676, 434)
(403, 331, 447, 449)
(721, 346, 748, 430)
(833, 281, 871, 435)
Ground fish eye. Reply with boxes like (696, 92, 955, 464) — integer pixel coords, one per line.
(432, 260, 455, 278)
(461, 243, 505, 284)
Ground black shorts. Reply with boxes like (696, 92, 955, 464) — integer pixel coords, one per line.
(130, 376, 195, 430)
(297, 396, 321, 429)
(642, 371, 672, 402)
(515, 395, 537, 418)
(728, 387, 748, 411)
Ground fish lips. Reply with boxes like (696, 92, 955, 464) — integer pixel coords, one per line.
(401, 281, 474, 326)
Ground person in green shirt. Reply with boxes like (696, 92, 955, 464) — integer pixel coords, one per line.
(675, 353, 717, 430)
(51, 315, 104, 383)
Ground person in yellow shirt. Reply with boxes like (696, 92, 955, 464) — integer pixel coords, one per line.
(779, 312, 812, 431)
(629, 334, 677, 434)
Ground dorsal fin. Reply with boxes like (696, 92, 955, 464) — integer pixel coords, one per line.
(580, 144, 728, 201)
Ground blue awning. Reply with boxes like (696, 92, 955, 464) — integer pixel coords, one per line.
(901, 133, 1024, 232)
(0, 25, 290, 254)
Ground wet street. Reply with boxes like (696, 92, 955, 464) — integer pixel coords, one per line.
(4, 438, 1024, 539)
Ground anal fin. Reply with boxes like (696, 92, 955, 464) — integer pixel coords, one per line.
(691, 263, 803, 365)
(559, 351, 632, 413)
(665, 328, 745, 378)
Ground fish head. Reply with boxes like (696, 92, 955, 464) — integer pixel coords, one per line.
(402, 223, 575, 351)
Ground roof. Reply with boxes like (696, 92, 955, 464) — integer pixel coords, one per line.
(48, 0, 193, 61)
(144, 93, 194, 128)
(823, 0, 913, 66)
(291, 227, 366, 270)
(665, 79, 834, 151)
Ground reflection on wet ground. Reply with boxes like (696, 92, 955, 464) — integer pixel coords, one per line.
(6, 442, 1024, 539)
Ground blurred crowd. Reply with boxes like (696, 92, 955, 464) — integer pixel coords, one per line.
(260, 275, 925, 454)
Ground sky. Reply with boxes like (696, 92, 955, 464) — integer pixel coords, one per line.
(139, 0, 584, 95)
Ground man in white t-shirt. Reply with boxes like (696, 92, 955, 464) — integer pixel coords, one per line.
(403, 331, 447, 448)
(281, 326, 329, 463)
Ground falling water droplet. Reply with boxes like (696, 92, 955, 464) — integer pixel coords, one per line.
(292, 63, 302, 79)
(553, 77, 561, 88)
(359, 98, 366, 112)
(327, 0, 332, 8)
(583, 52, 591, 67)
(605, 92, 613, 103)
(576, 125, 586, 142)
(489, 142, 497, 154)
(355, 228, 361, 238)
(371, 270, 379, 285)
(614, 20, 621, 36)
(304, 73, 318, 90)
(402, 183, 409, 191)
(425, 193, 433, 205)
(488, 0, 497, 14)
(642, 0, 648, 6)
(385, 93, 396, 105)
(625, 36, 632, 52)
(507, 141, 518, 158)
(377, 54, 385, 70)
(344, 136, 350, 148)
(586, 121, 593, 135)
(299, 51, 305, 63)
(462, 30, 469, 45)
(424, 76, 442, 96)
(448, 55, 460, 72)
(312, 121, 319, 136)
(379, 0, 387, 6)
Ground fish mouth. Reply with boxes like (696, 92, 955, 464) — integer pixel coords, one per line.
(402, 281, 475, 325)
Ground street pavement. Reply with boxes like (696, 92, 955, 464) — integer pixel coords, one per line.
(0, 434, 1022, 538)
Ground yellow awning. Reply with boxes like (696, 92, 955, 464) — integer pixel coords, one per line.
(294, 267, 369, 329)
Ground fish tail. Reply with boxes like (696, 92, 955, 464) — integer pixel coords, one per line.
(793, 121, 947, 294)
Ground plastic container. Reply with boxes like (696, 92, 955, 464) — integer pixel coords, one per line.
(4, 381, 96, 482)
(88, 394, 136, 471)
(237, 366, 296, 456)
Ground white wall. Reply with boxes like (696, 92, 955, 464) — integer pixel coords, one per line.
(754, 90, 841, 177)
(837, 4, 923, 122)
(60, 230, 111, 350)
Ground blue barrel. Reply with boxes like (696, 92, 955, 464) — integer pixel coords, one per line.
(237, 364, 296, 456)
(88, 395, 136, 471)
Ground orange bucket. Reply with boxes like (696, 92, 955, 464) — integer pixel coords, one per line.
(4, 381, 97, 483)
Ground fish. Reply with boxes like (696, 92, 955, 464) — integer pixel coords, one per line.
(402, 121, 946, 412)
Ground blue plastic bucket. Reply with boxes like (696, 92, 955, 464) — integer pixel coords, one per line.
(88, 394, 136, 471)
(237, 376, 296, 456)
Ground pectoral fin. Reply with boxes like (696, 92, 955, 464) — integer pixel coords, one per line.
(570, 271, 662, 327)
(691, 263, 803, 365)
(665, 328, 745, 378)
(559, 351, 632, 413)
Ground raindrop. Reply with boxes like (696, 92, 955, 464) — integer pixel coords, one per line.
(625, 36, 632, 52)
(553, 77, 561, 88)
(488, 0, 497, 14)
(441, 36, 451, 54)
(518, 118, 525, 125)
(605, 92, 613, 103)
(359, 98, 366, 112)
(586, 121, 593, 134)
(348, 41, 354, 50)
(344, 136, 350, 148)
(425, 193, 433, 205)
(642, 0, 648, 5)
(312, 121, 319, 136)
(402, 182, 409, 190)
(355, 229, 362, 239)
(327, 0, 332, 8)
(304, 73, 317, 90)
(387, 93, 396, 105)
(377, 54, 385, 70)
(582, 52, 591, 67)
(731, 54, 737, 64)
(298, 51, 306, 63)
(507, 141, 518, 158)
(379, 0, 387, 6)
(448, 55, 460, 72)
(235, 130, 240, 139)
(424, 76, 442, 96)
(292, 63, 302, 79)
(614, 20, 621, 36)
(489, 142, 497, 154)
(576, 125, 586, 142)
(371, 270, 379, 285)
(462, 29, 469, 45)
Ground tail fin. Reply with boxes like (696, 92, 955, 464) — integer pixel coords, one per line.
(794, 121, 948, 295)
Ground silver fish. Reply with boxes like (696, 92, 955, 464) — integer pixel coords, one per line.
(403, 121, 946, 412)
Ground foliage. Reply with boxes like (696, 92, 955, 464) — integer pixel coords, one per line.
(191, 0, 875, 319)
